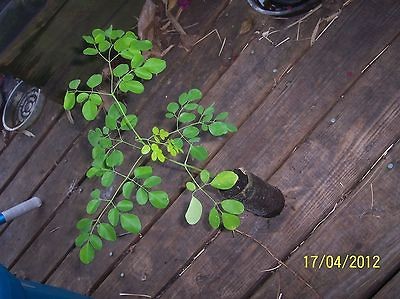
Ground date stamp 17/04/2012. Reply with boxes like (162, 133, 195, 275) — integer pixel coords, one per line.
(303, 255, 381, 269)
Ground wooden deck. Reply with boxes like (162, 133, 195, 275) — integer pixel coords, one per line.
(0, 0, 399, 298)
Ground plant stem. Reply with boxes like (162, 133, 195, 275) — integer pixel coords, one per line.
(167, 158, 203, 173)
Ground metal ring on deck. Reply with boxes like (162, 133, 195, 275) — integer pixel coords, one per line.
(2, 80, 45, 131)
(246, 0, 321, 16)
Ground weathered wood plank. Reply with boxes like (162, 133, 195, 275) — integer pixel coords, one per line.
(45, 1, 325, 295)
(373, 271, 400, 299)
(0, 100, 61, 194)
(91, 1, 400, 298)
(250, 142, 400, 298)
(0, 0, 48, 53)
(0, 110, 87, 264)
(0, 0, 132, 97)
(0, 0, 68, 64)
(163, 34, 400, 298)
(10, 0, 233, 287)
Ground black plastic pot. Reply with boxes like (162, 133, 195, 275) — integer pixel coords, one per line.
(221, 168, 285, 218)
(246, 0, 321, 16)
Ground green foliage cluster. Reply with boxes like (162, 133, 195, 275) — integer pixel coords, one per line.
(64, 26, 244, 264)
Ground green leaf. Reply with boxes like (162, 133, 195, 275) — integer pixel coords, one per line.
(167, 102, 179, 113)
(91, 189, 101, 199)
(134, 166, 152, 179)
(122, 182, 135, 199)
(98, 40, 111, 52)
(82, 101, 98, 121)
(86, 199, 100, 215)
(108, 208, 120, 226)
(88, 129, 102, 147)
(92, 28, 105, 40)
(210, 171, 238, 190)
(121, 48, 140, 60)
(141, 144, 151, 155)
(187, 89, 202, 101)
(200, 170, 210, 184)
(114, 37, 131, 52)
(111, 29, 125, 39)
(87, 74, 102, 88)
(179, 112, 196, 123)
(63, 92, 75, 110)
(208, 207, 221, 229)
(120, 114, 138, 130)
(184, 103, 198, 110)
(120, 213, 141, 234)
(105, 115, 117, 130)
(119, 80, 144, 94)
(97, 223, 117, 241)
(131, 39, 152, 51)
(113, 64, 129, 77)
(149, 191, 169, 209)
(75, 232, 89, 247)
(69, 79, 81, 89)
(80, 242, 95, 264)
(226, 122, 237, 133)
(76, 218, 92, 232)
(221, 213, 240, 230)
(209, 122, 228, 136)
(134, 67, 152, 80)
(131, 53, 144, 68)
(186, 182, 196, 191)
(221, 199, 244, 215)
(143, 176, 161, 188)
(136, 188, 148, 205)
(83, 48, 98, 55)
(117, 200, 133, 212)
(185, 196, 202, 225)
(89, 93, 102, 106)
(178, 92, 188, 105)
(215, 112, 229, 121)
(77, 92, 89, 103)
(101, 171, 115, 187)
(190, 146, 208, 161)
(86, 167, 100, 178)
(108, 102, 127, 118)
(82, 35, 95, 44)
(89, 234, 103, 250)
(183, 126, 199, 139)
(143, 58, 166, 74)
(106, 150, 124, 167)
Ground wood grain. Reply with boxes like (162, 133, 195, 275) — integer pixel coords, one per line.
(251, 142, 400, 299)
(90, 1, 400, 298)
(0, 110, 87, 265)
(0, 0, 68, 64)
(0, 100, 61, 194)
(46, 1, 324, 295)
(373, 271, 400, 299)
(10, 0, 232, 287)
(163, 34, 400, 298)
(87, 1, 394, 298)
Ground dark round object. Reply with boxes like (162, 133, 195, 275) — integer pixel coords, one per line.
(221, 168, 285, 218)
(246, 0, 321, 16)
(2, 79, 45, 131)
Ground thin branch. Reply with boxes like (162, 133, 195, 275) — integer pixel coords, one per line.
(235, 230, 321, 298)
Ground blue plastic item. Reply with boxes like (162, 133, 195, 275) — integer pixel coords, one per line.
(0, 265, 91, 299)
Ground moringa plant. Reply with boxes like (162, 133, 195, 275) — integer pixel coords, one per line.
(64, 26, 245, 264)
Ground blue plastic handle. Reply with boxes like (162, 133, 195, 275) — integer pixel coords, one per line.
(0, 213, 6, 225)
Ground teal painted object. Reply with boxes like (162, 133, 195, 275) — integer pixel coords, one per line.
(0, 265, 91, 299)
